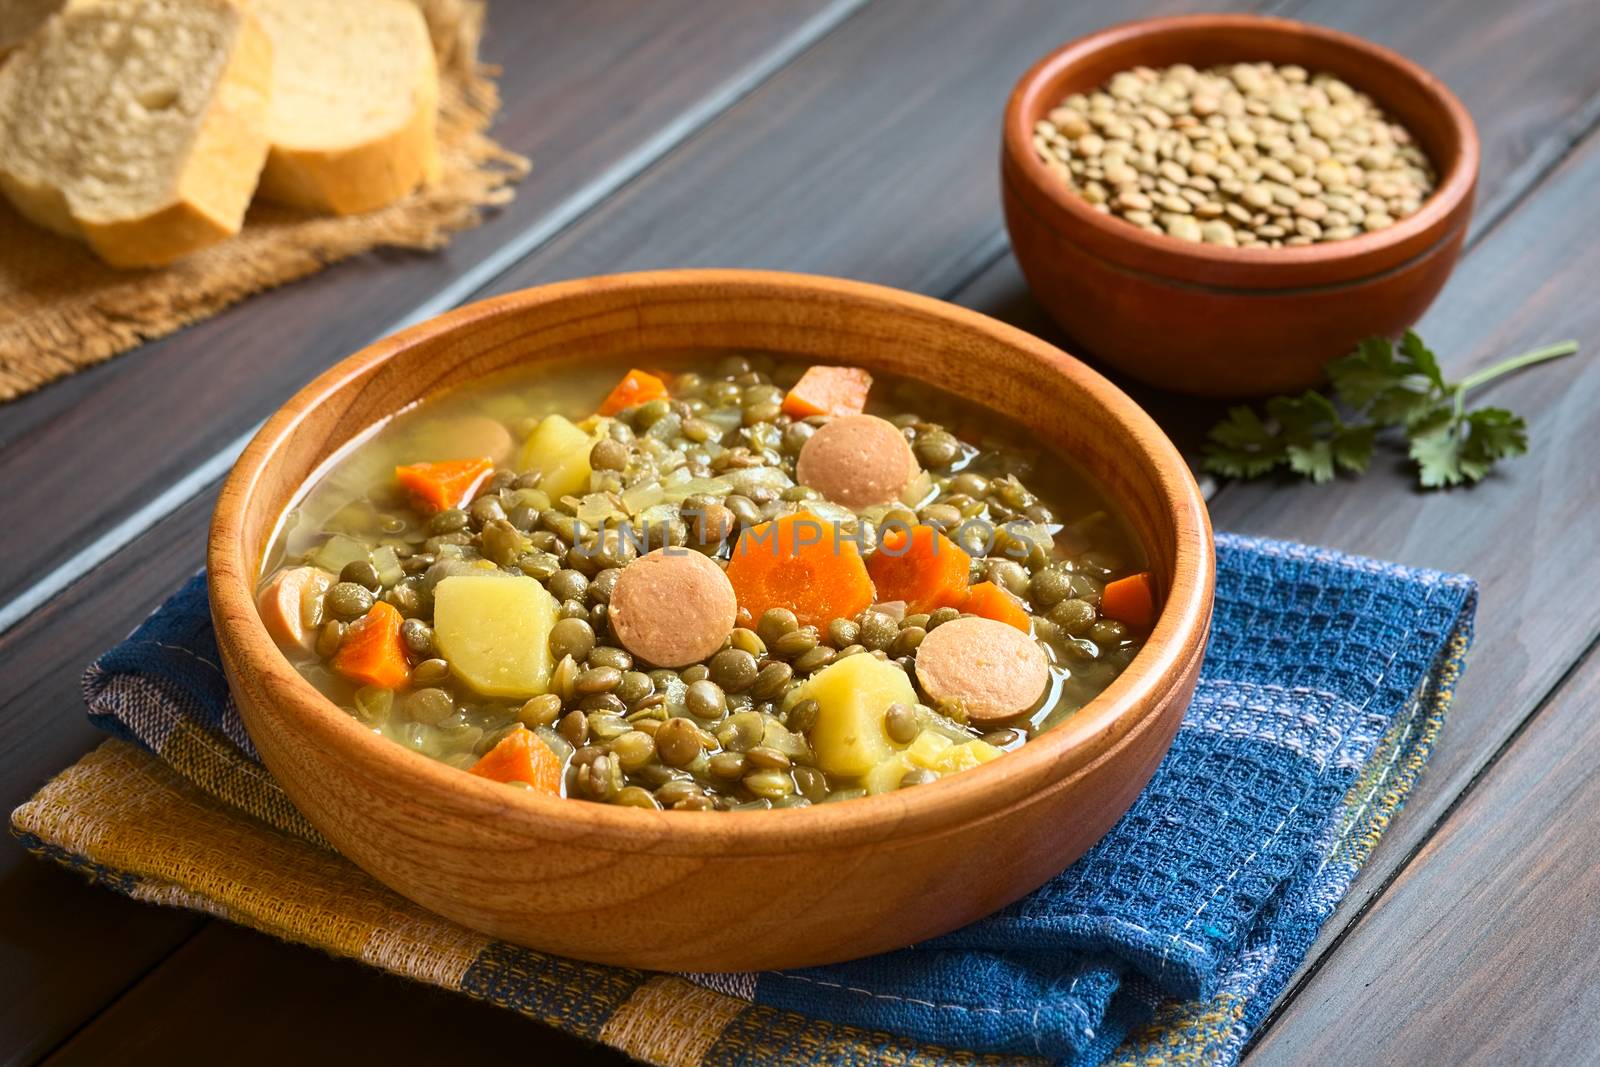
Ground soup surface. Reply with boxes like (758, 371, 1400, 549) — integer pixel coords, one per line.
(260, 352, 1155, 810)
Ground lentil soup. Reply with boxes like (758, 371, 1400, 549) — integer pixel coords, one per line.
(259, 353, 1156, 810)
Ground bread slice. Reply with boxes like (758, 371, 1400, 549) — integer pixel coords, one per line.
(0, 0, 273, 267)
(254, 0, 438, 215)
(0, 0, 69, 59)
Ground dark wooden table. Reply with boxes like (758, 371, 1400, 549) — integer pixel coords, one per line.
(3, 1, 1597, 1063)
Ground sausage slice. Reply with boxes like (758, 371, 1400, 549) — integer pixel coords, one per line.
(257, 566, 334, 653)
(795, 413, 917, 508)
(914, 616, 1049, 723)
(608, 548, 737, 668)
(415, 414, 515, 465)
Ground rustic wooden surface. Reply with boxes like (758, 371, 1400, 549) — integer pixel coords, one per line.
(0, 0, 862, 611)
(1, 0, 1597, 1062)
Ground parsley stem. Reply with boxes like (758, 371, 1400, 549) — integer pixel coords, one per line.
(1458, 340, 1579, 394)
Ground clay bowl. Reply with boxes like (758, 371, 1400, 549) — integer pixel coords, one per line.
(1002, 14, 1479, 397)
(208, 270, 1214, 972)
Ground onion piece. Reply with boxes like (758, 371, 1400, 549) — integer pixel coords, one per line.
(620, 480, 665, 515)
(872, 600, 908, 622)
(370, 545, 404, 587)
(310, 534, 371, 575)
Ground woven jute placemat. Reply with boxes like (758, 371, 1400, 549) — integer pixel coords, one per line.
(0, 0, 530, 402)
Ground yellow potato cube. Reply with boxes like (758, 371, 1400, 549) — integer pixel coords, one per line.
(932, 738, 1004, 775)
(906, 730, 954, 769)
(865, 753, 914, 795)
(796, 652, 918, 778)
(433, 574, 558, 698)
(517, 414, 596, 499)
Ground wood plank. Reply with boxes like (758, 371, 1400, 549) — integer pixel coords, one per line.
(0, 488, 631, 1067)
(0, 1, 1264, 1058)
(478, 0, 1256, 297)
(11, 0, 1590, 633)
(0, 494, 214, 1067)
(7, 0, 1597, 1059)
(488, 0, 1600, 297)
(44, 924, 631, 1067)
(0, 0, 861, 616)
(0, 868, 203, 1067)
(1246, 641, 1600, 1065)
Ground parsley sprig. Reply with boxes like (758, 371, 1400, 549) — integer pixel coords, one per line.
(1203, 333, 1579, 489)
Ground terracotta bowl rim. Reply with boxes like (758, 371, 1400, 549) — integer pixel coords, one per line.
(209, 269, 1215, 856)
(1001, 12, 1480, 284)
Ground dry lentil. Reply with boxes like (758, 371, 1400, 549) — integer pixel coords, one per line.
(1034, 61, 1435, 247)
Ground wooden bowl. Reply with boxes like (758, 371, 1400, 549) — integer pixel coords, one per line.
(1002, 14, 1479, 397)
(208, 270, 1214, 971)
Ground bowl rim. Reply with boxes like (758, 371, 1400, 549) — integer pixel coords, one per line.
(1001, 12, 1480, 283)
(209, 269, 1215, 855)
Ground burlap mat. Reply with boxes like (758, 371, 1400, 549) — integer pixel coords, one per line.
(0, 0, 530, 402)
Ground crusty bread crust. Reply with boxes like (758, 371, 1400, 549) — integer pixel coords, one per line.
(0, 1, 274, 268)
(81, 9, 274, 267)
(0, 0, 69, 54)
(0, 166, 79, 237)
(256, 2, 439, 215)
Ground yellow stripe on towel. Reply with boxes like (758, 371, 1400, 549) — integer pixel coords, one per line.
(160, 717, 327, 844)
(599, 975, 750, 1067)
(12, 740, 485, 972)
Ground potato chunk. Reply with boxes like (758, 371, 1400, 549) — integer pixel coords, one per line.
(517, 414, 595, 499)
(864, 729, 1004, 794)
(433, 574, 558, 698)
(795, 652, 917, 778)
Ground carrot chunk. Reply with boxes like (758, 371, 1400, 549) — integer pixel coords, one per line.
(781, 365, 873, 419)
(598, 368, 669, 416)
(468, 726, 562, 794)
(963, 580, 1031, 632)
(332, 601, 410, 689)
(395, 456, 494, 513)
(867, 524, 971, 616)
(725, 511, 876, 628)
(1100, 572, 1156, 630)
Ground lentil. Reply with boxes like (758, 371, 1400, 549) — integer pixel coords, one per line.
(685, 679, 728, 719)
(405, 688, 455, 725)
(519, 693, 563, 728)
(1035, 62, 1435, 247)
(884, 702, 919, 744)
(655, 718, 704, 767)
(400, 618, 434, 657)
(326, 581, 375, 620)
(549, 617, 596, 662)
(263, 353, 1151, 811)
(340, 559, 382, 592)
(709, 648, 759, 692)
(409, 657, 450, 687)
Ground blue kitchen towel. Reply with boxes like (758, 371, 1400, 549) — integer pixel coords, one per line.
(35, 533, 1475, 1066)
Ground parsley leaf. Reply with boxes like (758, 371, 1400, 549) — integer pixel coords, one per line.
(1399, 330, 1446, 390)
(1326, 336, 1398, 407)
(1331, 423, 1377, 474)
(1409, 424, 1466, 488)
(1202, 335, 1576, 491)
(1202, 405, 1286, 478)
